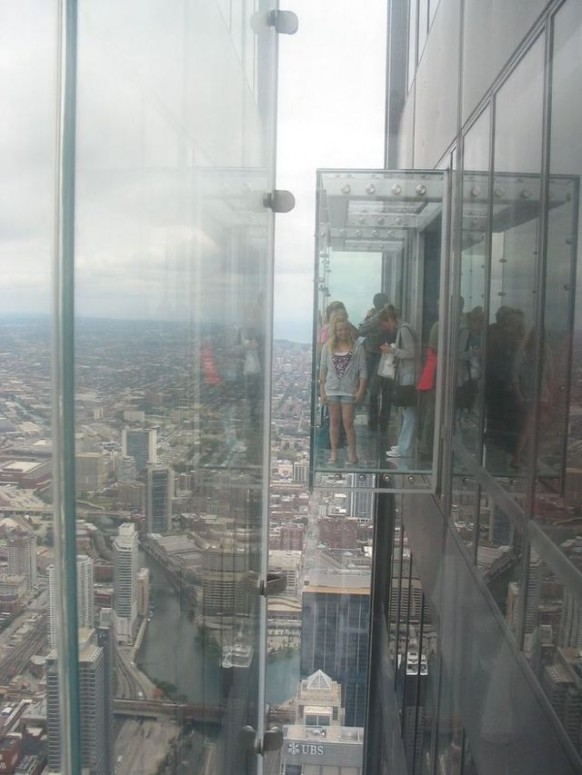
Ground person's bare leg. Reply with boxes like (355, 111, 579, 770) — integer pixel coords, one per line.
(342, 403, 357, 463)
(328, 402, 341, 462)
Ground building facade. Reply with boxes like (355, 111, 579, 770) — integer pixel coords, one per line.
(301, 572, 370, 727)
(48, 555, 94, 649)
(362, 1, 582, 774)
(7, 531, 36, 592)
(46, 629, 109, 774)
(112, 524, 138, 645)
(121, 428, 157, 475)
(145, 464, 174, 534)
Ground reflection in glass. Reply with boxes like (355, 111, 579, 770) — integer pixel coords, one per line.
(533, 1, 582, 550)
(482, 37, 544, 483)
(450, 476, 478, 554)
(455, 107, 491, 469)
(520, 551, 582, 758)
(61, 3, 279, 772)
(388, 528, 433, 775)
(475, 495, 525, 632)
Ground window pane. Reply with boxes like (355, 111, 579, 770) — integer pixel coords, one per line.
(455, 107, 490, 468)
(61, 2, 278, 772)
(484, 37, 544, 482)
(533, 0, 582, 554)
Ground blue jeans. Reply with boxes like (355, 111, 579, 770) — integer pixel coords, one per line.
(397, 406, 417, 457)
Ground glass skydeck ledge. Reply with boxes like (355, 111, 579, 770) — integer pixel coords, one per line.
(312, 168, 579, 496)
(312, 169, 448, 493)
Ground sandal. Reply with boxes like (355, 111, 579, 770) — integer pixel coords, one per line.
(328, 456, 337, 465)
(347, 456, 359, 465)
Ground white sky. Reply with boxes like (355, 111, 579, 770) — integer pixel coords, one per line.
(274, 0, 387, 341)
(0, 2, 386, 331)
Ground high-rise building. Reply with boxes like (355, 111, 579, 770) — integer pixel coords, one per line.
(48, 555, 95, 649)
(7, 530, 36, 591)
(281, 669, 363, 775)
(47, 628, 109, 774)
(118, 455, 137, 483)
(121, 427, 157, 474)
(96, 617, 114, 775)
(145, 464, 174, 534)
(293, 460, 309, 484)
(397, 650, 428, 775)
(112, 523, 138, 644)
(295, 669, 344, 726)
(301, 571, 370, 726)
(75, 452, 105, 493)
(136, 567, 150, 617)
(560, 588, 582, 648)
(346, 473, 375, 520)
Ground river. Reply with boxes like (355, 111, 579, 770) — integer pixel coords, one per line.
(137, 553, 300, 706)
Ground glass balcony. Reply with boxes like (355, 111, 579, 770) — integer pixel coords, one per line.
(312, 170, 449, 494)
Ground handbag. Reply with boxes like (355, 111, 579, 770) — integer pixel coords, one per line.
(455, 378, 477, 409)
(392, 326, 417, 407)
(393, 381, 417, 407)
(417, 347, 437, 391)
(377, 351, 395, 379)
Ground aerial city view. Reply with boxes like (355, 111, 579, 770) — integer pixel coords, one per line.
(0, 316, 379, 773)
(3, 0, 582, 772)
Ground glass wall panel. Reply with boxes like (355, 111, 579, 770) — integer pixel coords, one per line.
(533, 0, 582, 553)
(522, 551, 582, 767)
(484, 37, 544, 481)
(408, 0, 419, 91)
(475, 494, 525, 633)
(389, 535, 434, 775)
(0, 0, 59, 765)
(418, 0, 429, 57)
(58, 2, 277, 773)
(455, 108, 490, 468)
(429, 0, 440, 25)
(450, 475, 479, 554)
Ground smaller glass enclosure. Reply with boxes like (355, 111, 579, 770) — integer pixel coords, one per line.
(312, 170, 448, 493)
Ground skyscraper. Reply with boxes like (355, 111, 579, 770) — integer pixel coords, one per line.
(7, 530, 36, 591)
(48, 555, 94, 649)
(47, 628, 109, 774)
(121, 427, 157, 474)
(346, 473, 375, 520)
(145, 464, 174, 534)
(112, 523, 138, 644)
(301, 571, 370, 726)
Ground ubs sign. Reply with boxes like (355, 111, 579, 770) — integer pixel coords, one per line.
(288, 742, 325, 756)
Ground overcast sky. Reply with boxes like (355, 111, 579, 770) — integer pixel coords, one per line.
(0, 2, 386, 334)
(275, 0, 387, 341)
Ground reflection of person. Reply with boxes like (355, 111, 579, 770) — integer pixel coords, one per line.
(510, 327, 548, 468)
(319, 301, 345, 346)
(485, 306, 525, 454)
(319, 316, 367, 465)
(382, 307, 417, 459)
(208, 326, 244, 449)
(242, 328, 261, 423)
(417, 316, 439, 459)
(357, 293, 395, 429)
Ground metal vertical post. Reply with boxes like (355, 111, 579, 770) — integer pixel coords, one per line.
(52, 0, 81, 771)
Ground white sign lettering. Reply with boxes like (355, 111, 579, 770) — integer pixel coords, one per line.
(287, 742, 325, 756)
